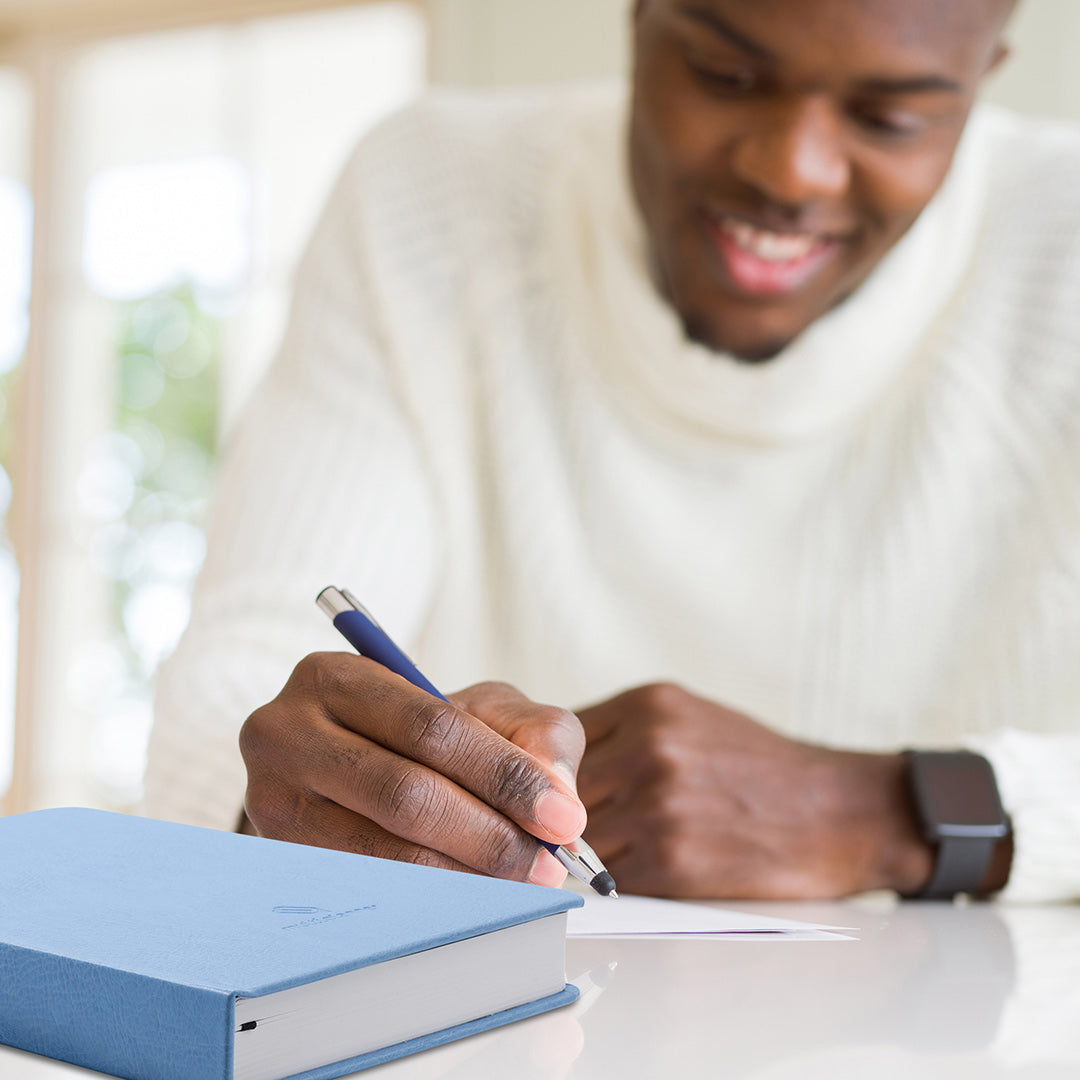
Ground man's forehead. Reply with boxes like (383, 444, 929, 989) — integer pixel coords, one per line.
(654, 0, 1015, 66)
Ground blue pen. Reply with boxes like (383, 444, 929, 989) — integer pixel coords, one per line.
(317, 586, 618, 897)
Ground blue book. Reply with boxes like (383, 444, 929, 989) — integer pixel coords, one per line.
(0, 808, 582, 1080)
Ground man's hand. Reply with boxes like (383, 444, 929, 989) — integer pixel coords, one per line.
(239, 653, 587, 887)
(575, 683, 934, 899)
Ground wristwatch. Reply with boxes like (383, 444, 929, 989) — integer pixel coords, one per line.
(903, 750, 1012, 899)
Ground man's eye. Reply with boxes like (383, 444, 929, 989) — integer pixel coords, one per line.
(854, 108, 924, 139)
(688, 61, 759, 95)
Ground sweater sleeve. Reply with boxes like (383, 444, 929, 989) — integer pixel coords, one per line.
(142, 139, 442, 832)
(963, 729, 1080, 903)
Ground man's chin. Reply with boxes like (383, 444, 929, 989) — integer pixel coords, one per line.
(681, 310, 801, 364)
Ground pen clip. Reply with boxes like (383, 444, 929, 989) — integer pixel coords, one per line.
(316, 586, 388, 633)
(340, 588, 383, 628)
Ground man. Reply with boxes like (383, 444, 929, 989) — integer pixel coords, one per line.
(146, 0, 1080, 901)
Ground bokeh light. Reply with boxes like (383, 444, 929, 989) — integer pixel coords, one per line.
(71, 284, 222, 801)
(83, 157, 249, 302)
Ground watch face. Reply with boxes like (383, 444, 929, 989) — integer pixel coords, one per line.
(910, 753, 1008, 839)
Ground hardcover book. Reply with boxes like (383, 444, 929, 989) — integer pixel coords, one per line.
(0, 808, 582, 1080)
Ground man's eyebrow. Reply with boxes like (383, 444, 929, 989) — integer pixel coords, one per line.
(678, 4, 773, 59)
(676, 6, 965, 97)
(856, 74, 963, 96)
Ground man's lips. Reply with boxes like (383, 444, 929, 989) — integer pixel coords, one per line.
(702, 211, 851, 298)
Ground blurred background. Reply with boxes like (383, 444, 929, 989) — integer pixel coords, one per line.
(0, 0, 1078, 819)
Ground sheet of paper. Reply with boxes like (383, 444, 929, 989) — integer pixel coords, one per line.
(566, 890, 855, 938)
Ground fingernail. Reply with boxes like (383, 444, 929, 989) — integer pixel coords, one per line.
(535, 790, 586, 840)
(528, 848, 568, 889)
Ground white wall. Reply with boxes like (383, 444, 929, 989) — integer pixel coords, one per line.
(427, 0, 629, 87)
(984, 0, 1080, 122)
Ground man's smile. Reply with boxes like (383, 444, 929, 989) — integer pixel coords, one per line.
(701, 210, 850, 298)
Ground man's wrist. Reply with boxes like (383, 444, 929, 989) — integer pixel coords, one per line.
(821, 750, 934, 895)
(867, 752, 937, 895)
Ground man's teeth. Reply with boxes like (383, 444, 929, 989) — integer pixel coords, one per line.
(722, 218, 821, 262)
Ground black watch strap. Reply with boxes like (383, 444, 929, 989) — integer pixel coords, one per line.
(904, 750, 1010, 900)
(919, 835, 998, 899)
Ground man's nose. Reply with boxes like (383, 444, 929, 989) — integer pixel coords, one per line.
(730, 96, 851, 209)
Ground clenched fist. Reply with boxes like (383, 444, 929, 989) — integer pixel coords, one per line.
(576, 683, 935, 899)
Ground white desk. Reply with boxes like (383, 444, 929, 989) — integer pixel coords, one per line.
(3, 896, 1078, 1080)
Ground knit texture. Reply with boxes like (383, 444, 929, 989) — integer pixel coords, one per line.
(145, 85, 1080, 901)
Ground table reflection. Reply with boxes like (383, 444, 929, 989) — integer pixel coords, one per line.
(564, 899, 1080, 1079)
(2, 902, 1078, 1080)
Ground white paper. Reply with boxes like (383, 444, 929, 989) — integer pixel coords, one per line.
(566, 890, 855, 938)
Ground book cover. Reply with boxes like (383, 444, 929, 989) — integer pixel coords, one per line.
(0, 808, 582, 1080)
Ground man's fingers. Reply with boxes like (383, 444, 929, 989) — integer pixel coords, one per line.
(451, 681, 586, 784)
(306, 720, 566, 885)
(244, 702, 567, 885)
(575, 697, 624, 746)
(247, 789, 475, 873)
(294, 655, 586, 846)
(574, 744, 630, 811)
(574, 712, 656, 809)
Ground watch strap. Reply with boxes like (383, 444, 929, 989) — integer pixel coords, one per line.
(904, 750, 1011, 900)
(919, 835, 998, 899)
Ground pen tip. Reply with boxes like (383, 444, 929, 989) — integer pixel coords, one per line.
(609, 891, 619, 899)
(590, 871, 618, 897)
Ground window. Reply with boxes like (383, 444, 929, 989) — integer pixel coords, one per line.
(6, 2, 426, 814)
(0, 65, 32, 805)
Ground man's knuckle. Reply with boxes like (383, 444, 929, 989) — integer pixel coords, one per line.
(537, 704, 582, 732)
(238, 710, 270, 762)
(476, 680, 516, 698)
(290, 651, 347, 699)
(246, 783, 307, 838)
(648, 735, 689, 778)
(376, 763, 439, 830)
(401, 700, 462, 758)
(411, 846, 452, 871)
(288, 652, 323, 691)
(242, 783, 272, 828)
(351, 827, 451, 872)
(481, 825, 532, 880)
(349, 826, 397, 862)
(527, 705, 585, 755)
(634, 681, 688, 714)
(488, 753, 545, 813)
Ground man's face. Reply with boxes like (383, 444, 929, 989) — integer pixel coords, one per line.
(629, 0, 1013, 360)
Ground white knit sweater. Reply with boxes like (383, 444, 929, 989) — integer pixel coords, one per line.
(145, 85, 1080, 902)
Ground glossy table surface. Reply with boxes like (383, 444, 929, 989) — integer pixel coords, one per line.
(3, 894, 1078, 1080)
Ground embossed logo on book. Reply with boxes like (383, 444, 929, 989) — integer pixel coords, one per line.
(273, 904, 376, 930)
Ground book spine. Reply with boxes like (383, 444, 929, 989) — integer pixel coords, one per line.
(0, 940, 233, 1080)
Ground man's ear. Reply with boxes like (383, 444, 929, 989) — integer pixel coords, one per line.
(987, 40, 1011, 76)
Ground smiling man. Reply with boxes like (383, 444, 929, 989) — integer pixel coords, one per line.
(630, 0, 1012, 359)
(146, 0, 1080, 903)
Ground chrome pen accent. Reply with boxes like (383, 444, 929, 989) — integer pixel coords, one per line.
(554, 837, 618, 899)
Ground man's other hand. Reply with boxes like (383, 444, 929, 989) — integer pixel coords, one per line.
(576, 683, 934, 899)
